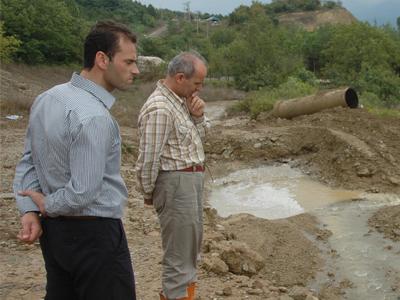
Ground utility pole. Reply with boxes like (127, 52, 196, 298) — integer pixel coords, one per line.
(196, 11, 200, 34)
(183, 1, 191, 22)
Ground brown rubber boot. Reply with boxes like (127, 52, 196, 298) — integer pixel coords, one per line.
(159, 282, 196, 300)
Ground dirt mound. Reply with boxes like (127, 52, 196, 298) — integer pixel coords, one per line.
(368, 205, 400, 242)
(278, 7, 357, 31)
(219, 213, 324, 286)
(207, 107, 400, 194)
(0, 64, 71, 116)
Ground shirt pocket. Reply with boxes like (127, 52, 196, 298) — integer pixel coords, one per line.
(175, 120, 194, 147)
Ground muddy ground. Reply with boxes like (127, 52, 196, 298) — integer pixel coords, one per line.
(0, 66, 399, 300)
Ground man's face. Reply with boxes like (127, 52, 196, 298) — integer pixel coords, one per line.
(104, 37, 139, 91)
(180, 61, 207, 99)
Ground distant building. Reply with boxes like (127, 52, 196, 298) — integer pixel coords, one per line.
(206, 16, 220, 25)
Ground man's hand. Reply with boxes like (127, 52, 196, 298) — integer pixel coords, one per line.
(187, 94, 205, 118)
(17, 212, 42, 244)
(18, 190, 46, 216)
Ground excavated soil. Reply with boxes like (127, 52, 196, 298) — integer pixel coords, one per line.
(0, 67, 399, 300)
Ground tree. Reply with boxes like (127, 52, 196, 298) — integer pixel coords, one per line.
(210, 28, 236, 48)
(303, 25, 335, 73)
(0, 21, 21, 63)
(1, 0, 85, 64)
(218, 14, 304, 90)
(321, 22, 400, 104)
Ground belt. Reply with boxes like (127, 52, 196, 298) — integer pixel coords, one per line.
(177, 165, 205, 172)
(48, 216, 100, 220)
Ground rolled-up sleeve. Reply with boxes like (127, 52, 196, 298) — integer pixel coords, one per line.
(45, 116, 112, 216)
(192, 114, 211, 138)
(136, 109, 172, 200)
(13, 127, 42, 215)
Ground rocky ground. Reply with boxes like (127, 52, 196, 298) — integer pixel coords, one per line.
(1, 66, 399, 300)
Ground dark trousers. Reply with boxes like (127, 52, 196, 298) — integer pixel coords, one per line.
(39, 217, 136, 300)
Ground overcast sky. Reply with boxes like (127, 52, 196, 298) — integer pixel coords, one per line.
(136, 0, 399, 25)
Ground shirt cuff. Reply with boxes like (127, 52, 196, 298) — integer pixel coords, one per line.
(143, 193, 153, 200)
(16, 195, 40, 215)
(44, 194, 60, 217)
(192, 115, 205, 124)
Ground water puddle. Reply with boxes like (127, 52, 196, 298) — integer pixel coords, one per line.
(209, 164, 362, 219)
(208, 165, 400, 300)
(312, 195, 400, 300)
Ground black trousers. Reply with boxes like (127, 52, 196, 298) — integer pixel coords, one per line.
(39, 217, 136, 300)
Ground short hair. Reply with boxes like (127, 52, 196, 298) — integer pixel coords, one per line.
(167, 51, 207, 78)
(83, 20, 137, 69)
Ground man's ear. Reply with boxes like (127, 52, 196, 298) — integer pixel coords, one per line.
(175, 73, 186, 84)
(95, 51, 109, 70)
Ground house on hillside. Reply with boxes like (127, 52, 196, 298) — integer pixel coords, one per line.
(206, 16, 220, 25)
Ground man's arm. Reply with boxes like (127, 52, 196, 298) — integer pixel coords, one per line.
(44, 116, 113, 216)
(187, 95, 211, 138)
(13, 126, 43, 243)
(13, 126, 42, 214)
(192, 114, 211, 138)
(136, 109, 172, 204)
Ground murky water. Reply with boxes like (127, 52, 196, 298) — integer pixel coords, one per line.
(313, 196, 400, 300)
(209, 165, 400, 300)
(209, 164, 362, 219)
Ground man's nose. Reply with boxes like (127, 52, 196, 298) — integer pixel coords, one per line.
(132, 64, 140, 75)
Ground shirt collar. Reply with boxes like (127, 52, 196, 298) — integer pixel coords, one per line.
(157, 80, 185, 105)
(70, 72, 116, 109)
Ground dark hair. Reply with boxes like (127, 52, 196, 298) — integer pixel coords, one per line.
(167, 51, 207, 78)
(83, 20, 137, 69)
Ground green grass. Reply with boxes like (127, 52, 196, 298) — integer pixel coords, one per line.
(365, 107, 400, 118)
(360, 91, 400, 118)
(231, 77, 400, 119)
(230, 77, 317, 119)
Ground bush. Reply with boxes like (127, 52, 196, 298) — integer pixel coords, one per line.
(273, 76, 317, 99)
(321, 22, 400, 103)
(359, 91, 382, 108)
(231, 77, 317, 118)
(0, 22, 20, 63)
(356, 65, 400, 107)
(292, 67, 318, 86)
(1, 0, 84, 64)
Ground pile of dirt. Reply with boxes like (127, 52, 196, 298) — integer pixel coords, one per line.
(368, 205, 400, 242)
(207, 107, 400, 194)
(0, 64, 71, 116)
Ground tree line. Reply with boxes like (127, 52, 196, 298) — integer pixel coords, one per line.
(0, 0, 162, 64)
(142, 2, 400, 106)
(1, 0, 399, 106)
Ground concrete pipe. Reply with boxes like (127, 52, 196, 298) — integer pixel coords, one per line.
(272, 87, 358, 119)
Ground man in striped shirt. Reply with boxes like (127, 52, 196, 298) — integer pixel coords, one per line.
(13, 21, 139, 299)
(136, 52, 210, 300)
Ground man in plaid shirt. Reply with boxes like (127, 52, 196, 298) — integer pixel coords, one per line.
(136, 51, 210, 300)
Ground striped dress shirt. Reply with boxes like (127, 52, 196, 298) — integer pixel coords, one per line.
(13, 73, 128, 218)
(136, 80, 211, 200)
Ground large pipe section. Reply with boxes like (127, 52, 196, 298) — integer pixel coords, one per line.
(272, 87, 358, 119)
